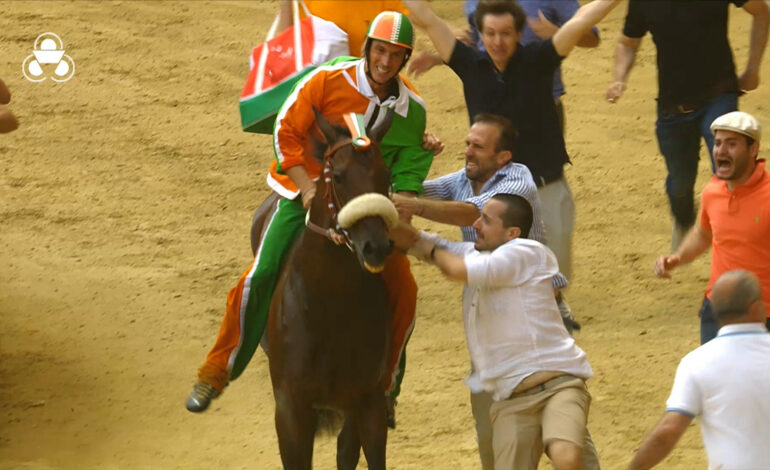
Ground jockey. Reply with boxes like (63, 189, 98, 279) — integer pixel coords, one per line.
(187, 11, 434, 426)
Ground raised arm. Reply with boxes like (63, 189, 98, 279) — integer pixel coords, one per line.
(403, 0, 457, 62)
(527, 10, 599, 48)
(605, 34, 642, 103)
(552, 0, 620, 57)
(739, 0, 770, 91)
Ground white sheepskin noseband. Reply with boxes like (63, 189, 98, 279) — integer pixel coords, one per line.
(337, 193, 398, 229)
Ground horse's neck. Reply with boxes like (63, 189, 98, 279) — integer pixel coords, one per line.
(293, 231, 371, 291)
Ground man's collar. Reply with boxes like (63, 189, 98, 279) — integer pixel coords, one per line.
(475, 44, 519, 72)
(717, 322, 769, 337)
(740, 158, 767, 190)
(355, 60, 410, 118)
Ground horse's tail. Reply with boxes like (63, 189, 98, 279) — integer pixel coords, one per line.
(314, 407, 345, 437)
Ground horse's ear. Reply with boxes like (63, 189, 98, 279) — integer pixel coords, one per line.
(368, 107, 394, 144)
(313, 107, 339, 147)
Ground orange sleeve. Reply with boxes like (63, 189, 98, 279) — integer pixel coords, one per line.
(274, 71, 326, 172)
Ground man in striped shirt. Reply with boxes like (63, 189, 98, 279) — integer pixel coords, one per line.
(393, 113, 599, 470)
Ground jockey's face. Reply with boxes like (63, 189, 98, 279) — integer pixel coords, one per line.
(713, 129, 759, 185)
(472, 199, 519, 252)
(367, 39, 407, 85)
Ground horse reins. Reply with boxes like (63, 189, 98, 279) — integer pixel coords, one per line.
(305, 113, 375, 251)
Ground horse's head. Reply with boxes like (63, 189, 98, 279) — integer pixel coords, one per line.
(310, 108, 398, 274)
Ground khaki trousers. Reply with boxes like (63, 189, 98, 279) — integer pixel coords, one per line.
(537, 176, 575, 281)
(471, 378, 600, 470)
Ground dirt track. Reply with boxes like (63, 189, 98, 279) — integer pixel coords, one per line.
(1, 1, 769, 469)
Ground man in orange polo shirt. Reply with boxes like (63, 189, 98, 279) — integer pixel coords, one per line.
(655, 111, 770, 343)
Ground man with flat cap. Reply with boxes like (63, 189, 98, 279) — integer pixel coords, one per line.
(628, 270, 770, 469)
(655, 111, 770, 343)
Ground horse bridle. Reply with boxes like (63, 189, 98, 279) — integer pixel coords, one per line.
(305, 137, 375, 251)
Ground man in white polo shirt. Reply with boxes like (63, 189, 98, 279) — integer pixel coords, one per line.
(407, 193, 596, 470)
(627, 269, 770, 470)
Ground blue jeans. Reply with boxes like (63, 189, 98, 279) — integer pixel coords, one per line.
(699, 297, 719, 344)
(655, 93, 738, 228)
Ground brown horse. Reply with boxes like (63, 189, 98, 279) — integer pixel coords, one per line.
(258, 109, 397, 469)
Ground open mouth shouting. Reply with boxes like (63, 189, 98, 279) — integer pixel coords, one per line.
(715, 155, 734, 178)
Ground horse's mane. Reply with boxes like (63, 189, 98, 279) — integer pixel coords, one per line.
(309, 122, 353, 162)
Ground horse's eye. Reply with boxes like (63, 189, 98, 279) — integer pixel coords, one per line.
(333, 172, 343, 184)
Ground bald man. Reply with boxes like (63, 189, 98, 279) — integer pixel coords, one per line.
(628, 270, 770, 469)
(0, 78, 19, 134)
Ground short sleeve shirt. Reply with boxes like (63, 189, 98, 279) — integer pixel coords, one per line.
(666, 323, 770, 468)
(699, 160, 770, 314)
(447, 39, 568, 182)
(622, 0, 744, 108)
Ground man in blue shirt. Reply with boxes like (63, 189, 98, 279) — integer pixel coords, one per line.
(392, 113, 598, 470)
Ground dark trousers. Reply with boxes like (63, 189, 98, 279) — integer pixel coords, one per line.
(655, 93, 738, 228)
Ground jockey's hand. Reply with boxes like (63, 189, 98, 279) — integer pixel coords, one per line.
(389, 221, 420, 251)
(422, 132, 445, 156)
(605, 81, 625, 104)
(300, 186, 316, 210)
(654, 254, 680, 279)
(407, 51, 442, 79)
(392, 193, 422, 222)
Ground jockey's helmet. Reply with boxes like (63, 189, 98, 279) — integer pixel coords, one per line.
(363, 11, 414, 71)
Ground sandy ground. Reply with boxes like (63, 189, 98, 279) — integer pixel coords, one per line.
(1, 1, 769, 469)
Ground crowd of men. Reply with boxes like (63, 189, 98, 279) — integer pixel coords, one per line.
(180, 1, 770, 469)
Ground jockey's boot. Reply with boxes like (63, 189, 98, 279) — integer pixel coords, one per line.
(185, 381, 220, 413)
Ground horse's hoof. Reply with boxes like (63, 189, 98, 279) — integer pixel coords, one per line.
(386, 396, 397, 429)
(185, 381, 220, 413)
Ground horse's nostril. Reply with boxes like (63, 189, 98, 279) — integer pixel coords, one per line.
(363, 241, 375, 257)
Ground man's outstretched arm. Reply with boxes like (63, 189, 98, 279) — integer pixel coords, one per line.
(627, 412, 692, 470)
(654, 224, 712, 278)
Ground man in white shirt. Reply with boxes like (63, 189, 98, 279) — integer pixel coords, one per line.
(627, 269, 770, 470)
(408, 193, 596, 470)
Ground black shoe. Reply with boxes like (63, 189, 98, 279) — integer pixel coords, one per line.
(186, 381, 220, 413)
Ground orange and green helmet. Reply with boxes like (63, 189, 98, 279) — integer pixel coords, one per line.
(365, 11, 414, 51)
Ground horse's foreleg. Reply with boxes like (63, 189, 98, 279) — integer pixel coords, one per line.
(351, 392, 387, 470)
(274, 390, 315, 470)
(337, 416, 361, 470)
